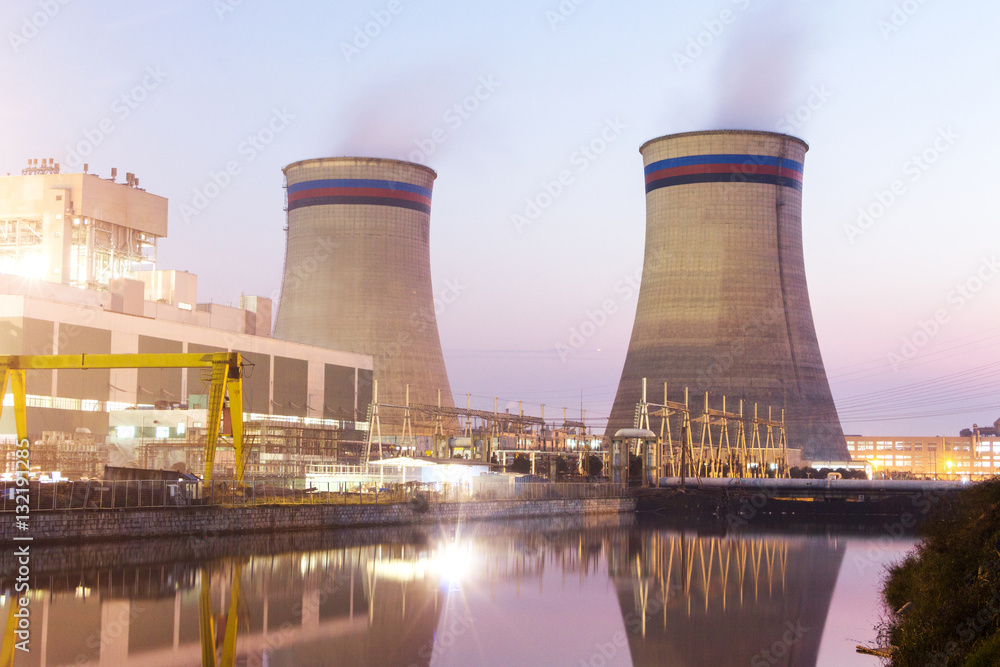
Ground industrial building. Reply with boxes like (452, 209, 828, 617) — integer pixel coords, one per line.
(273, 157, 455, 432)
(607, 131, 847, 461)
(0, 163, 374, 477)
(846, 427, 1000, 480)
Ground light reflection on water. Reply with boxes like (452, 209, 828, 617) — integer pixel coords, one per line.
(2, 516, 914, 666)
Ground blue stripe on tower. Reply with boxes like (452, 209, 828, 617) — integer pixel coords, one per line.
(287, 178, 432, 198)
(644, 154, 804, 175)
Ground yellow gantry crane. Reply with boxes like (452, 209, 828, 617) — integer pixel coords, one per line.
(0, 352, 247, 482)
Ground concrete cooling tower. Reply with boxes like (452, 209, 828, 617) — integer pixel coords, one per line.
(607, 130, 847, 460)
(273, 157, 455, 427)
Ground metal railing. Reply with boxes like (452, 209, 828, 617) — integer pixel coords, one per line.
(0, 479, 628, 512)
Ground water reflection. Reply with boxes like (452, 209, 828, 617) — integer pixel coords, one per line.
(2, 516, 906, 666)
(613, 526, 843, 666)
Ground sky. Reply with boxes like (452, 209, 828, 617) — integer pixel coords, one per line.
(2, 0, 998, 437)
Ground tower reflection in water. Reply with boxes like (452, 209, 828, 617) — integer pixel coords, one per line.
(3, 516, 846, 666)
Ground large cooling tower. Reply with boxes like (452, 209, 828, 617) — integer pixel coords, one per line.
(273, 157, 454, 426)
(607, 131, 847, 460)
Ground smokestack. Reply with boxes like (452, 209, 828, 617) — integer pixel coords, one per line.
(273, 157, 455, 427)
(607, 130, 847, 460)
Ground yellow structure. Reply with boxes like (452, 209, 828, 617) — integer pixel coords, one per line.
(200, 564, 243, 667)
(0, 353, 245, 481)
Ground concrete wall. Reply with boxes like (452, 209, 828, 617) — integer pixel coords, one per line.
(0, 497, 635, 543)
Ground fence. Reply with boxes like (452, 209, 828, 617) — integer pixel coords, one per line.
(0, 479, 628, 512)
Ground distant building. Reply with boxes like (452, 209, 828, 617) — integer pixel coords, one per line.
(0, 164, 373, 476)
(847, 433, 1000, 480)
(962, 417, 1000, 438)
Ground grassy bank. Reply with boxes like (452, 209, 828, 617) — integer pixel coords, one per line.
(879, 479, 1000, 665)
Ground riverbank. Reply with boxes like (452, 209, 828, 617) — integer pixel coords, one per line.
(0, 495, 635, 544)
(878, 478, 1000, 666)
(632, 482, 963, 526)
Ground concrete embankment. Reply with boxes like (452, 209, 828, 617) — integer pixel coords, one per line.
(0, 496, 635, 544)
(634, 480, 965, 525)
(0, 511, 636, 585)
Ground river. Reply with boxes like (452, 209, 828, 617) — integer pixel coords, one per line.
(3, 514, 914, 666)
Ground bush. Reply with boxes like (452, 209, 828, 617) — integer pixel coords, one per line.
(508, 454, 531, 474)
(878, 479, 1000, 665)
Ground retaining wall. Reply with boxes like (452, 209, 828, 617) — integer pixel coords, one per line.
(0, 497, 635, 543)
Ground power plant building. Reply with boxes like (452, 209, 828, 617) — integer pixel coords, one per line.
(0, 165, 374, 475)
(274, 157, 455, 430)
(608, 131, 847, 461)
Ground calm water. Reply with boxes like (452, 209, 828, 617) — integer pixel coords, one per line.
(4, 515, 914, 666)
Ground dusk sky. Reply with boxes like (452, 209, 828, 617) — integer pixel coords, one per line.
(3, 0, 998, 437)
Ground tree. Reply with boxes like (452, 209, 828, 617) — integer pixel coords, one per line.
(628, 454, 642, 485)
(508, 454, 531, 474)
(555, 455, 570, 476)
(584, 454, 603, 477)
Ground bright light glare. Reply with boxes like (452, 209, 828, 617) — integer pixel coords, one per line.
(433, 541, 473, 583)
(0, 252, 46, 280)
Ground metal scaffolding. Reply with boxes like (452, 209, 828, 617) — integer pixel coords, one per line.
(633, 378, 789, 481)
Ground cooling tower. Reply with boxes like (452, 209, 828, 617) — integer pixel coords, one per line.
(607, 130, 847, 460)
(273, 157, 454, 427)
